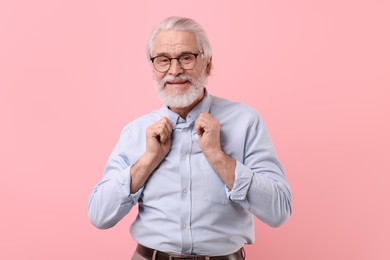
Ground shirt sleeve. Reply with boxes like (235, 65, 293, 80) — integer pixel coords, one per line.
(226, 115, 292, 227)
(88, 127, 143, 229)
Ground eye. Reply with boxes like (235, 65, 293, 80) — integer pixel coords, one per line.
(155, 56, 170, 64)
(179, 54, 195, 64)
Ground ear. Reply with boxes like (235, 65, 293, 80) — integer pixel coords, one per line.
(206, 56, 213, 76)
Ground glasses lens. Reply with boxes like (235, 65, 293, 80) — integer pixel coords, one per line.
(178, 54, 196, 69)
(153, 56, 170, 72)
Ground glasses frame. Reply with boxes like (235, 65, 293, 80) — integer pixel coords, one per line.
(150, 52, 203, 73)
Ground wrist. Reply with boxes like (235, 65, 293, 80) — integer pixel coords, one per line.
(138, 153, 161, 174)
(130, 155, 159, 194)
(203, 149, 236, 190)
(203, 148, 225, 164)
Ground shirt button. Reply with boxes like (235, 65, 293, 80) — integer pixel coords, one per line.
(181, 155, 188, 161)
(182, 224, 187, 229)
(183, 188, 187, 194)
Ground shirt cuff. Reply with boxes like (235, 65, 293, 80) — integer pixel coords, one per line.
(118, 166, 143, 205)
(119, 166, 143, 205)
(225, 161, 253, 201)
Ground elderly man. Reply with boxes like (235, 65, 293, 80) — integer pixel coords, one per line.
(88, 16, 292, 260)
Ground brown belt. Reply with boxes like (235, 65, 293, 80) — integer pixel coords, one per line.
(136, 244, 245, 260)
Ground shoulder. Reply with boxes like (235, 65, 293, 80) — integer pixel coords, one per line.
(210, 95, 262, 126)
(120, 109, 162, 137)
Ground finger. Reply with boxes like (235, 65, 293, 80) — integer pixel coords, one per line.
(150, 117, 170, 132)
(159, 127, 171, 143)
(197, 113, 215, 127)
(195, 126, 204, 136)
(150, 125, 162, 137)
(195, 117, 206, 136)
(156, 118, 172, 142)
(159, 117, 173, 134)
(198, 112, 214, 121)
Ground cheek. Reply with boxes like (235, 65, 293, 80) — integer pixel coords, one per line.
(190, 68, 205, 80)
(193, 62, 208, 77)
(188, 64, 203, 78)
(153, 71, 165, 82)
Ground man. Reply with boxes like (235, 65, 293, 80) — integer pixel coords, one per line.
(88, 16, 292, 260)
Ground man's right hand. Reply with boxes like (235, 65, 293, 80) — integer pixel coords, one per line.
(130, 117, 172, 193)
(145, 117, 173, 164)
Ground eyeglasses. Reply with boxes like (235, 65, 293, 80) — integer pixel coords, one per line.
(150, 53, 202, 73)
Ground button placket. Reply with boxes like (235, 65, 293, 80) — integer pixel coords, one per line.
(178, 126, 193, 253)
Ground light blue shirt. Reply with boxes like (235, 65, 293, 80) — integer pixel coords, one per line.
(88, 91, 292, 255)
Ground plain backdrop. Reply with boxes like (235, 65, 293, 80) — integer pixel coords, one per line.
(1, 0, 389, 259)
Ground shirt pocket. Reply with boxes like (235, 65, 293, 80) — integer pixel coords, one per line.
(202, 161, 231, 205)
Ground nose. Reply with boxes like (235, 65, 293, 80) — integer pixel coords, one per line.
(167, 59, 184, 75)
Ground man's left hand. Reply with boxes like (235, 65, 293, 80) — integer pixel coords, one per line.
(195, 112, 222, 158)
(195, 112, 236, 189)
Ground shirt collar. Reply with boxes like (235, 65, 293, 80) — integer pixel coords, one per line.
(159, 89, 212, 129)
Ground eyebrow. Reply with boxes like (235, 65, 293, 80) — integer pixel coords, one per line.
(153, 51, 197, 57)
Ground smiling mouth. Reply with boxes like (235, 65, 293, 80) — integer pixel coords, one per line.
(166, 80, 189, 85)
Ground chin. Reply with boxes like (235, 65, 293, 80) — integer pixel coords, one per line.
(155, 72, 208, 108)
(158, 85, 204, 108)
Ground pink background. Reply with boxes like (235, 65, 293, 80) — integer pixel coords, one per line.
(1, 0, 389, 259)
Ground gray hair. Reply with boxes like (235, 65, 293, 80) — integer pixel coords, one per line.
(147, 16, 212, 63)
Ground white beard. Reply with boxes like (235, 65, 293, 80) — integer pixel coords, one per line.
(155, 73, 207, 108)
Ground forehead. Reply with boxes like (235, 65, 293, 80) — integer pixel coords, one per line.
(152, 30, 198, 56)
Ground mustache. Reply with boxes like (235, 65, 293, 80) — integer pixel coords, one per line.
(161, 75, 193, 86)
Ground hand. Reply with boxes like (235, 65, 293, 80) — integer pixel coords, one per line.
(144, 117, 173, 165)
(195, 112, 222, 158)
(130, 117, 172, 193)
(195, 112, 236, 189)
